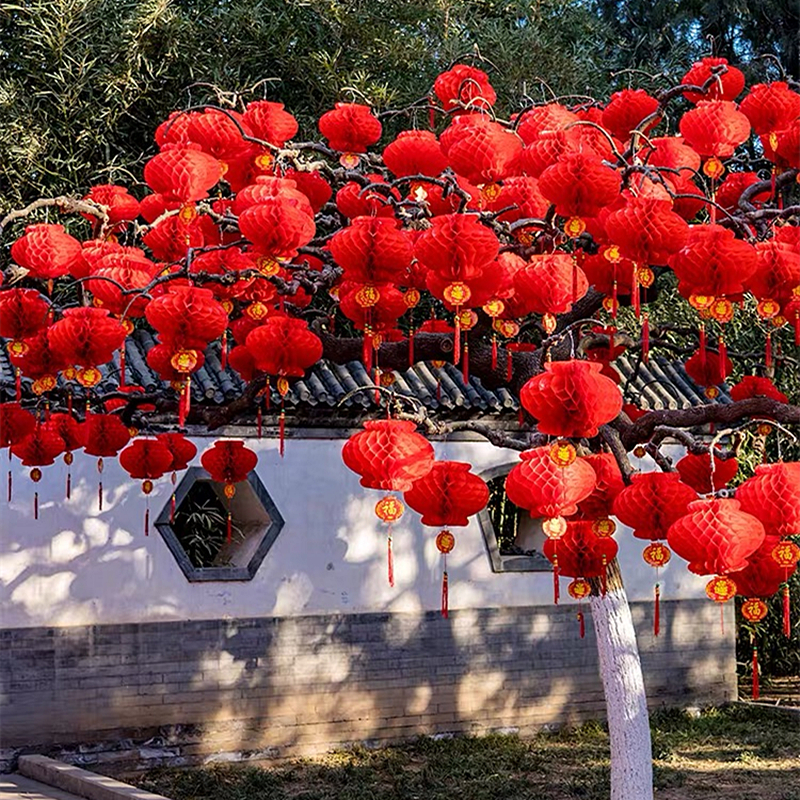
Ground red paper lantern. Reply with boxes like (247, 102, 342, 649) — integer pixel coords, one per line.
(0, 403, 36, 448)
(676, 451, 738, 494)
(238, 197, 315, 259)
(512, 254, 589, 320)
(484, 176, 550, 223)
(736, 462, 800, 538)
(601, 89, 659, 140)
(82, 413, 131, 458)
(145, 286, 228, 351)
(577, 453, 625, 520)
(739, 81, 800, 135)
(516, 103, 579, 144)
(318, 103, 382, 154)
(668, 224, 758, 299)
(731, 536, 792, 599)
(335, 175, 398, 219)
(403, 461, 489, 526)
(383, 130, 448, 177)
(242, 100, 299, 146)
(120, 437, 175, 532)
(747, 240, 800, 308)
(647, 136, 702, 172)
(231, 175, 313, 216)
(48, 308, 127, 379)
(0, 289, 51, 350)
(83, 185, 141, 226)
(283, 169, 332, 213)
(678, 100, 751, 158)
(342, 420, 434, 492)
(543, 520, 619, 577)
(8, 330, 68, 389)
(714, 172, 770, 213)
(604, 197, 689, 265)
(505, 445, 597, 520)
(186, 109, 254, 164)
(667, 497, 765, 575)
(329, 217, 413, 285)
(244, 315, 322, 378)
(86, 250, 159, 317)
(201, 439, 258, 486)
(10, 224, 82, 281)
(143, 143, 223, 203)
(441, 117, 522, 185)
(729, 376, 788, 404)
(520, 360, 623, 438)
(11, 421, 65, 518)
(433, 64, 496, 112)
(157, 432, 197, 472)
(681, 57, 745, 104)
(146, 342, 205, 381)
(612, 472, 698, 541)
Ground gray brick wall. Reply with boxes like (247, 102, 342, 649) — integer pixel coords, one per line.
(0, 601, 736, 773)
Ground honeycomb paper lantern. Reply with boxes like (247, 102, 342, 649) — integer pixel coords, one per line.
(382, 130, 448, 177)
(433, 64, 496, 112)
(676, 451, 739, 494)
(329, 217, 413, 285)
(318, 103, 382, 154)
(680, 57, 745, 104)
(577, 453, 625, 520)
(403, 461, 489, 527)
(736, 462, 800, 537)
(678, 100, 751, 158)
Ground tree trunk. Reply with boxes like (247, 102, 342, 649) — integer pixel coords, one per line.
(589, 562, 654, 800)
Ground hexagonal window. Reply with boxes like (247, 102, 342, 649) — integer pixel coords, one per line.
(477, 464, 551, 573)
(155, 466, 284, 581)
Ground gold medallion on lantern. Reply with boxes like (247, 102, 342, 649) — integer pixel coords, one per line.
(142, 479, 154, 495)
(689, 294, 715, 311)
(375, 495, 404, 523)
(30, 467, 42, 483)
(76, 367, 102, 388)
(171, 350, 200, 374)
(62, 366, 77, 381)
(120, 318, 134, 335)
(516, 229, 535, 246)
(178, 204, 197, 224)
(339, 153, 361, 169)
(404, 288, 421, 308)
(702, 156, 725, 180)
(643, 542, 671, 568)
(436, 530, 456, 554)
(705, 575, 736, 603)
(355, 285, 380, 308)
(380, 371, 396, 387)
(741, 598, 769, 623)
(568, 578, 592, 600)
(542, 313, 557, 334)
(603, 245, 621, 263)
(704, 386, 721, 400)
(549, 441, 577, 467)
(709, 297, 734, 323)
(7, 340, 29, 357)
(772, 315, 787, 328)
(481, 183, 502, 203)
(32, 376, 57, 395)
(256, 256, 281, 277)
(443, 282, 471, 307)
(633, 445, 647, 458)
(772, 540, 800, 569)
(224, 482, 236, 500)
(592, 519, 617, 538)
(602, 296, 619, 315)
(756, 422, 773, 436)
(221, 300, 234, 315)
(255, 152, 275, 171)
(458, 309, 478, 330)
(245, 301, 270, 321)
(431, 360, 446, 369)
(543, 516, 568, 540)
(276, 377, 290, 397)
(493, 319, 520, 338)
(636, 266, 655, 288)
(483, 299, 505, 318)
(564, 216, 586, 237)
(757, 298, 781, 319)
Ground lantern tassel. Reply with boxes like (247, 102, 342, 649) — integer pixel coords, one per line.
(119, 344, 126, 388)
(601, 565, 608, 597)
(387, 532, 394, 588)
(632, 265, 641, 319)
(654, 583, 661, 637)
(98, 481, 103, 512)
(34, 490, 38, 520)
(491, 335, 498, 371)
(279, 407, 286, 458)
(578, 610, 585, 639)
(553, 561, 560, 605)
(221, 331, 228, 370)
(453, 314, 461, 365)
(257, 406, 263, 439)
(441, 570, 449, 619)
(642, 313, 650, 364)
(783, 585, 791, 637)
(699, 324, 707, 369)
(752, 644, 760, 701)
(15, 368, 21, 402)
(611, 278, 618, 319)
(765, 331, 773, 370)
(227, 510, 232, 544)
(170, 471, 177, 523)
(462, 342, 469, 384)
(718, 336, 728, 382)
(720, 604, 725, 636)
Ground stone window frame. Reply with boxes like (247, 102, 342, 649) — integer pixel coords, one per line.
(476, 463, 551, 573)
(155, 466, 285, 582)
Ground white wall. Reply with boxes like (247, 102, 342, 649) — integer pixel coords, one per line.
(0, 434, 707, 629)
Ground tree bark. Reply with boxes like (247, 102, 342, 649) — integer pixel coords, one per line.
(590, 562, 654, 800)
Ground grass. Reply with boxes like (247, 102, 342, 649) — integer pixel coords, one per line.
(136, 705, 800, 800)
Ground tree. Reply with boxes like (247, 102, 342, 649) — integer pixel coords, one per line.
(1, 55, 800, 800)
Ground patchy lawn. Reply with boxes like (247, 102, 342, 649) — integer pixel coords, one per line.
(137, 705, 800, 800)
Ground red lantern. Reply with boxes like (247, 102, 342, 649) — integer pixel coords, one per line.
(0, 403, 36, 448)
(433, 64, 496, 112)
(647, 136, 702, 172)
(681, 57, 745, 104)
(120, 438, 175, 534)
(157, 432, 197, 522)
(404, 461, 489, 617)
(318, 103, 382, 156)
(231, 175, 313, 216)
(667, 498, 765, 576)
(747, 240, 800, 309)
(335, 175, 399, 219)
(505, 445, 597, 521)
(383, 130, 448, 177)
(736, 462, 800, 538)
(484, 176, 550, 223)
(48, 412, 86, 499)
(86, 250, 159, 317)
(441, 116, 522, 185)
(11, 421, 65, 519)
(244, 316, 323, 379)
(329, 217, 413, 285)
(242, 100, 299, 146)
(82, 412, 132, 511)
(142, 208, 220, 262)
(684, 347, 732, 391)
(678, 100, 751, 159)
(512, 254, 589, 323)
(143, 143, 222, 203)
(201, 440, 259, 542)
(577, 453, 624, 520)
(714, 172, 770, 213)
(520, 360, 622, 438)
(8, 330, 68, 393)
(283, 168, 332, 214)
(729, 376, 788, 404)
(676, 451, 738, 494)
(83, 185, 141, 227)
(145, 286, 228, 351)
(602, 89, 659, 140)
(612, 472, 698, 541)
(238, 197, 315, 259)
(739, 81, 800, 136)
(0, 289, 51, 354)
(10, 224, 82, 282)
(604, 197, 689, 266)
(414, 214, 499, 283)
(186, 109, 254, 164)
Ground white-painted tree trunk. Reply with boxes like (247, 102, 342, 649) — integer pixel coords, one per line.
(590, 582, 654, 800)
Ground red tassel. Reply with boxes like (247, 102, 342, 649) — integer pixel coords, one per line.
(506, 350, 513, 382)
(67, 391, 73, 416)
(553, 562, 560, 605)
(572, 256, 578, 304)
(462, 342, 469, 384)
(765, 332, 773, 370)
(374, 367, 381, 405)
(608, 325, 616, 362)
(226, 510, 232, 544)
(611, 277, 618, 319)
(601, 566, 608, 596)
(441, 570, 449, 619)
(642, 313, 650, 364)
(178, 381, 187, 428)
(783, 585, 791, 637)
(654, 583, 661, 637)
(34, 491, 38, 520)
(387, 534, 394, 588)
(363, 331, 372, 372)
(632, 265, 641, 318)
(752, 645, 760, 700)
(257, 406, 263, 439)
(578, 610, 585, 639)
(518, 407, 524, 426)
(453, 315, 461, 365)
(221, 331, 228, 370)
(409, 329, 415, 366)
(718, 337, 728, 382)
(170, 493, 176, 523)
(144, 505, 150, 537)
(699, 324, 707, 368)
(279, 407, 286, 458)
(491, 335, 498, 370)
